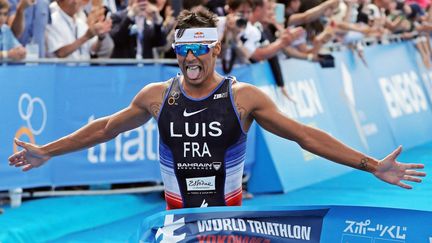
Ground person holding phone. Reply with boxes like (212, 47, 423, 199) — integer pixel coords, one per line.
(249, 0, 301, 101)
(110, 0, 167, 59)
(219, 0, 301, 73)
(279, 0, 340, 63)
(282, 0, 339, 26)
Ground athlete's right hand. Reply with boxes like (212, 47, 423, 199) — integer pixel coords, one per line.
(8, 138, 51, 172)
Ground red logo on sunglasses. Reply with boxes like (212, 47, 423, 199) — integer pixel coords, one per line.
(194, 32, 205, 39)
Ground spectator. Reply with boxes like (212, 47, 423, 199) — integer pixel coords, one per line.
(280, 0, 339, 27)
(271, 0, 340, 63)
(154, 0, 176, 58)
(157, 0, 174, 36)
(218, 0, 255, 72)
(50, 0, 115, 58)
(328, 1, 368, 44)
(349, 0, 379, 28)
(0, 0, 26, 61)
(7, 0, 50, 58)
(45, 0, 112, 59)
(110, 0, 166, 59)
(156, 0, 173, 21)
(87, 2, 116, 58)
(251, 0, 297, 101)
(280, 0, 338, 63)
(247, 0, 296, 62)
(386, 0, 413, 34)
(219, 0, 296, 73)
(390, 1, 432, 69)
(365, 2, 391, 37)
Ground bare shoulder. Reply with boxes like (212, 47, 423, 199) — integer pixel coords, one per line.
(133, 79, 173, 118)
(231, 80, 259, 97)
(138, 79, 171, 95)
(230, 80, 270, 129)
(231, 80, 256, 92)
(231, 80, 268, 108)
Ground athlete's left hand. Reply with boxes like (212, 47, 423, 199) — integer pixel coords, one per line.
(373, 146, 426, 189)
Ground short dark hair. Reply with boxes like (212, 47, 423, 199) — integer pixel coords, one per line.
(0, 0, 9, 10)
(175, 8, 218, 29)
(227, 0, 254, 11)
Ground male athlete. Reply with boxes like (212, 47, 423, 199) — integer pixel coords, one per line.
(8, 9, 426, 209)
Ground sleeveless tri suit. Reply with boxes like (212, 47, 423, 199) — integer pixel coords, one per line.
(157, 76, 247, 209)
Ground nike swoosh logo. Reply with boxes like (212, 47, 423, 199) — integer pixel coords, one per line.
(183, 108, 208, 117)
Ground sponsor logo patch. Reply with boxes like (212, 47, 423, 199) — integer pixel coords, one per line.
(186, 176, 215, 191)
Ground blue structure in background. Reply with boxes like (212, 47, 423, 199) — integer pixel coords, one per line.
(248, 59, 360, 193)
(0, 64, 258, 189)
(248, 43, 432, 193)
(1, 42, 432, 195)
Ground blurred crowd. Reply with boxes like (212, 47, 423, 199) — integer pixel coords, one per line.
(0, 0, 432, 69)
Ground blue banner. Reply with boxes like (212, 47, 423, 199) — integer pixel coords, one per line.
(0, 65, 55, 189)
(315, 60, 365, 153)
(49, 65, 164, 185)
(132, 205, 432, 242)
(331, 51, 398, 157)
(364, 43, 432, 148)
(248, 60, 357, 193)
(248, 42, 432, 194)
(0, 64, 258, 190)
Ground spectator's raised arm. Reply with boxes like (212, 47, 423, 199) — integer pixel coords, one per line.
(8, 0, 35, 38)
(0, 0, 26, 61)
(288, 0, 339, 26)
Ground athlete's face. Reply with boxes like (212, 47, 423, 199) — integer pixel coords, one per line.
(175, 41, 221, 86)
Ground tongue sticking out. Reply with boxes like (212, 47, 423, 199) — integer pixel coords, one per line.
(186, 66, 201, 80)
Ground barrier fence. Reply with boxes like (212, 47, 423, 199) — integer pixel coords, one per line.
(1, 40, 432, 193)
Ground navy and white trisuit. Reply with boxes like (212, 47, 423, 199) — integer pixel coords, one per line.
(157, 75, 247, 209)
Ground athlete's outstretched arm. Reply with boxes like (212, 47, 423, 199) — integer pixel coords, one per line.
(236, 83, 426, 189)
(8, 82, 167, 171)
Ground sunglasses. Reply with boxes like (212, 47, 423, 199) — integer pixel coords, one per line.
(172, 41, 217, 57)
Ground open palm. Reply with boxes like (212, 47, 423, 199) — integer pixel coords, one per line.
(8, 139, 51, 171)
(373, 146, 426, 189)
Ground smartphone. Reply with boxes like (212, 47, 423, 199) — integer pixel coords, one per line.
(275, 3, 285, 24)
